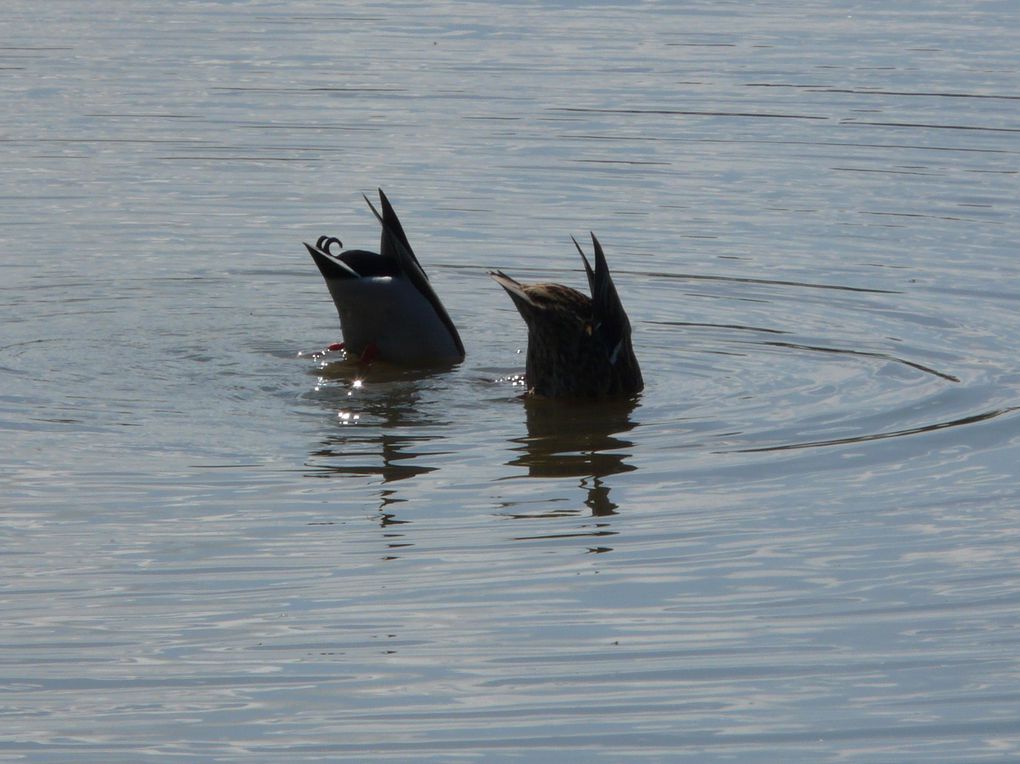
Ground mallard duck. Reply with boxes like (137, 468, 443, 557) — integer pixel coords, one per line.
(304, 189, 465, 365)
(491, 233, 643, 398)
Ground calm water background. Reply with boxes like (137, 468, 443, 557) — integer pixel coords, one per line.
(2, 1, 1019, 761)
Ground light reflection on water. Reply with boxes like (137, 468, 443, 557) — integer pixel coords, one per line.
(2, 0, 1020, 760)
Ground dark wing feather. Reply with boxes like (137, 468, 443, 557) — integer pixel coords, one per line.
(588, 233, 631, 336)
(363, 189, 465, 359)
(572, 235, 597, 297)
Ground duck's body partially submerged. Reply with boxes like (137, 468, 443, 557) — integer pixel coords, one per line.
(304, 190, 464, 365)
(491, 234, 643, 398)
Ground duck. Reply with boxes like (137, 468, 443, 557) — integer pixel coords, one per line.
(304, 189, 465, 365)
(491, 233, 643, 398)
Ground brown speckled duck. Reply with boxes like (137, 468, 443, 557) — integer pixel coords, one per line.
(491, 233, 643, 398)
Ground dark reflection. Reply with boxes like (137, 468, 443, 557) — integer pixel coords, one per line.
(304, 358, 455, 544)
(509, 395, 639, 516)
(309, 431, 437, 483)
(584, 475, 617, 517)
(378, 491, 411, 560)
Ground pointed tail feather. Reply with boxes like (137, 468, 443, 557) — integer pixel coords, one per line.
(365, 189, 428, 276)
(364, 190, 465, 359)
(587, 233, 630, 330)
(305, 242, 360, 280)
(377, 189, 419, 270)
(572, 235, 597, 297)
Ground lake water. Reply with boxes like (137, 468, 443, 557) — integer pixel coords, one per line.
(2, 1, 1020, 761)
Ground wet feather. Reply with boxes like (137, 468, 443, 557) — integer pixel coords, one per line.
(304, 190, 465, 365)
(491, 234, 643, 398)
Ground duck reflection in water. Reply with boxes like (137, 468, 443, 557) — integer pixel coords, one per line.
(508, 395, 639, 517)
(494, 233, 642, 517)
(305, 365, 448, 555)
(306, 363, 444, 485)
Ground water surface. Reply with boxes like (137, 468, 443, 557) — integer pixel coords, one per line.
(2, 1, 1020, 761)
